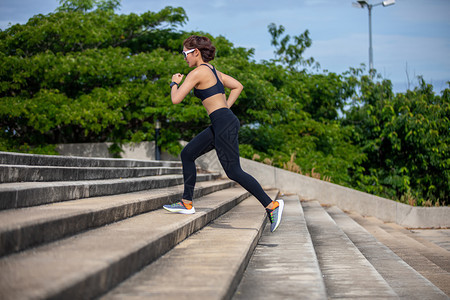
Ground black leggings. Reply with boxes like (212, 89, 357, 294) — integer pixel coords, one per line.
(180, 107, 272, 208)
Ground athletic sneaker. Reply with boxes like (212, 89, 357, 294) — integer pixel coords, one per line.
(163, 201, 196, 214)
(266, 199, 284, 232)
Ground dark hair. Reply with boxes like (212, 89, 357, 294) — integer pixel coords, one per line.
(183, 35, 216, 62)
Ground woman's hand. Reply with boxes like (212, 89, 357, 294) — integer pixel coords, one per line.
(170, 72, 192, 105)
(220, 73, 243, 108)
(172, 73, 184, 84)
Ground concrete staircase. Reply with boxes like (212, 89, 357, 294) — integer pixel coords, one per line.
(0, 151, 449, 299)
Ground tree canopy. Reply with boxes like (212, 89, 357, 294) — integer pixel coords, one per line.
(1, 0, 448, 206)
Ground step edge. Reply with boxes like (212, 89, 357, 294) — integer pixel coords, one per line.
(0, 180, 234, 257)
(0, 173, 220, 210)
(0, 165, 183, 183)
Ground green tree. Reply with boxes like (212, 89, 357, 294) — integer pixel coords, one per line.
(344, 74, 449, 205)
(0, 1, 189, 154)
(268, 23, 318, 71)
(56, 0, 120, 12)
(2, 2, 447, 206)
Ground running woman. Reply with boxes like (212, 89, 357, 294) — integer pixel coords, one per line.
(163, 35, 284, 232)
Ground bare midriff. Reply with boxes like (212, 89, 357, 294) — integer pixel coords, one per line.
(203, 94, 229, 115)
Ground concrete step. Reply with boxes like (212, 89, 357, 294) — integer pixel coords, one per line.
(0, 173, 219, 210)
(0, 179, 234, 257)
(0, 151, 181, 168)
(326, 205, 448, 299)
(301, 201, 398, 299)
(381, 222, 450, 273)
(347, 210, 450, 297)
(0, 164, 183, 183)
(408, 228, 450, 252)
(234, 195, 326, 300)
(0, 186, 251, 300)
(101, 190, 278, 300)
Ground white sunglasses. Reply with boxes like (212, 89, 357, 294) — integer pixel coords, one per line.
(182, 49, 195, 58)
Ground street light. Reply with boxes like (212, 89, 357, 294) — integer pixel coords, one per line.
(353, 0, 395, 73)
(155, 119, 161, 160)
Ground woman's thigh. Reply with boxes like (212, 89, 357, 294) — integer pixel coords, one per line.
(182, 126, 216, 161)
(213, 117, 240, 169)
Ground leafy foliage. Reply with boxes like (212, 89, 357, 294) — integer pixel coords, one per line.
(268, 23, 318, 71)
(1, 2, 448, 205)
(344, 75, 449, 205)
(0, 1, 190, 155)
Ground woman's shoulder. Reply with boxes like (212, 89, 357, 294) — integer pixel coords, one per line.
(187, 66, 202, 78)
(191, 64, 209, 73)
(190, 64, 213, 77)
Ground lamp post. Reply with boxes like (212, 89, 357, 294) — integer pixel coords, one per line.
(353, 0, 395, 73)
(155, 119, 161, 160)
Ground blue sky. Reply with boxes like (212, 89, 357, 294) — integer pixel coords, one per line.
(1, 0, 449, 93)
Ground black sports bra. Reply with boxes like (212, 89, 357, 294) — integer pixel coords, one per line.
(194, 64, 225, 101)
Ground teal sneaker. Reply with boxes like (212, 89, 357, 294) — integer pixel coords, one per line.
(163, 201, 196, 214)
(266, 200, 284, 232)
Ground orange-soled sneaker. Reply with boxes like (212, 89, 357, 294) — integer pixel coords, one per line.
(266, 199, 284, 232)
(163, 201, 196, 214)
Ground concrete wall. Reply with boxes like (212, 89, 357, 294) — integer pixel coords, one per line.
(56, 142, 178, 161)
(196, 152, 450, 229)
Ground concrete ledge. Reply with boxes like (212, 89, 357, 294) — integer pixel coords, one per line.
(196, 153, 450, 229)
(0, 173, 219, 209)
(56, 142, 177, 161)
(0, 151, 181, 168)
(0, 165, 182, 183)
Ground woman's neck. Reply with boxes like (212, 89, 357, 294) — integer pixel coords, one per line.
(194, 60, 207, 67)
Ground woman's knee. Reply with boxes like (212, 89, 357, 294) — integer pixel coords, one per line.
(224, 166, 244, 182)
(180, 147, 193, 163)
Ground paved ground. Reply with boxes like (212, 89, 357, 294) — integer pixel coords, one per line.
(410, 229, 450, 251)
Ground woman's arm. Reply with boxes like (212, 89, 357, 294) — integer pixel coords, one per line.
(220, 73, 243, 108)
(170, 70, 202, 104)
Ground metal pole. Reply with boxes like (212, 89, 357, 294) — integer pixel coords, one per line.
(368, 4, 374, 73)
(155, 120, 161, 160)
(354, 0, 395, 75)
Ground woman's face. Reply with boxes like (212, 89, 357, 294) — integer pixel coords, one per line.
(183, 47, 197, 67)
